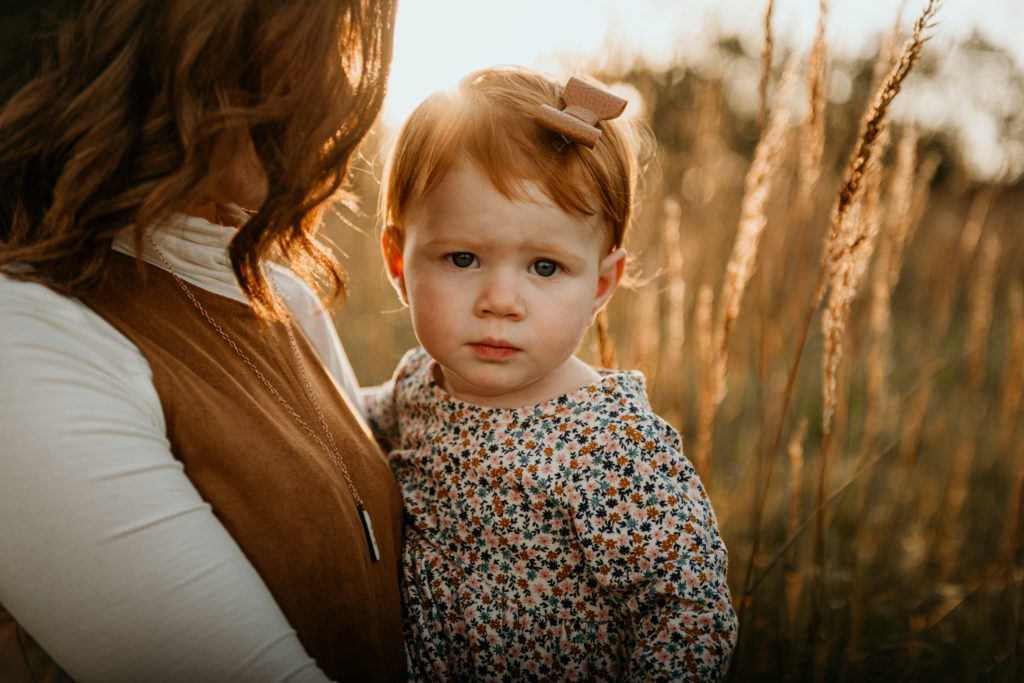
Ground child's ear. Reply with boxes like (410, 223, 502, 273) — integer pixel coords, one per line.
(592, 248, 627, 316)
(381, 226, 408, 304)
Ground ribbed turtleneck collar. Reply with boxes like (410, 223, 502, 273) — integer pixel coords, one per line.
(111, 215, 247, 303)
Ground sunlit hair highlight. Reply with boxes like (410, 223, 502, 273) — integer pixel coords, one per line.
(383, 66, 643, 252)
(0, 0, 397, 318)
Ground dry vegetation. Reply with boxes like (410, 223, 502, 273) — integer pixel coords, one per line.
(327, 0, 1023, 679)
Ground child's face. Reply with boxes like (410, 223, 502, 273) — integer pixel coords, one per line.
(385, 161, 624, 407)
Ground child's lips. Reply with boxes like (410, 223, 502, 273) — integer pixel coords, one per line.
(469, 339, 520, 359)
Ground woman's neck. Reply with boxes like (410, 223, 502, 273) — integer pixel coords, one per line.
(184, 199, 252, 228)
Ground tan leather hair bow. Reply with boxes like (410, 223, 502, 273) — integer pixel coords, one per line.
(534, 77, 627, 149)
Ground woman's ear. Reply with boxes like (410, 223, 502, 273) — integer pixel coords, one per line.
(592, 248, 627, 316)
(381, 226, 408, 304)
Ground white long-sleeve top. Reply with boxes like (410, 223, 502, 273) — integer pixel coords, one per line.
(0, 216, 363, 682)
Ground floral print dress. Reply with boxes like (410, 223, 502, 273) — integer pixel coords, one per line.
(364, 348, 737, 682)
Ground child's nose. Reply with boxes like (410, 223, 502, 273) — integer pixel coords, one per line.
(475, 269, 524, 320)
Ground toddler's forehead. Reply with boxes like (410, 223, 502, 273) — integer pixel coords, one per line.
(406, 164, 610, 242)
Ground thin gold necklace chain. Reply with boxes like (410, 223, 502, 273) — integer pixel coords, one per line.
(144, 231, 380, 561)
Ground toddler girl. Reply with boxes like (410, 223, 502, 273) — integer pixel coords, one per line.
(364, 66, 737, 681)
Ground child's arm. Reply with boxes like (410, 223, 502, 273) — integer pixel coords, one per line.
(567, 418, 738, 681)
(360, 380, 400, 453)
(360, 347, 428, 453)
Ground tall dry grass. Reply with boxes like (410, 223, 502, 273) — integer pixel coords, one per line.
(327, 0, 1023, 678)
(695, 55, 798, 481)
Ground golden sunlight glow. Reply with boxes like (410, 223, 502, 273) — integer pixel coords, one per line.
(384, 1, 610, 126)
(382, 0, 1023, 180)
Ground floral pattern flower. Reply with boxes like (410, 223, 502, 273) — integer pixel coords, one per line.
(364, 348, 737, 682)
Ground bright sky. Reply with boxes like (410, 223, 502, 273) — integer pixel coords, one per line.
(383, 0, 1024, 180)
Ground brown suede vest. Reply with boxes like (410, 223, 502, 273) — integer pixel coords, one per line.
(0, 254, 405, 681)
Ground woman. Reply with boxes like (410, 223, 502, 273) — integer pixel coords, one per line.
(0, 1, 403, 681)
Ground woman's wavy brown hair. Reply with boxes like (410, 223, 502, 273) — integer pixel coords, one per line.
(0, 0, 397, 318)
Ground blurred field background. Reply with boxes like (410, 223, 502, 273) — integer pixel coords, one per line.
(323, 1, 1024, 680)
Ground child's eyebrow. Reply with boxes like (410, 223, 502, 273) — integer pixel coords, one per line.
(419, 236, 481, 249)
(420, 231, 592, 261)
(519, 239, 588, 259)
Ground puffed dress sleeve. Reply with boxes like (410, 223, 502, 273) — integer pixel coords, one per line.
(565, 414, 738, 681)
(361, 348, 426, 453)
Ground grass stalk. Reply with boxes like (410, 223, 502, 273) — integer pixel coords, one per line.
(593, 309, 616, 369)
(998, 281, 1024, 456)
(758, 0, 775, 131)
(697, 56, 798, 480)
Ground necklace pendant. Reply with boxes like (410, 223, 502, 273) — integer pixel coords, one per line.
(359, 506, 381, 562)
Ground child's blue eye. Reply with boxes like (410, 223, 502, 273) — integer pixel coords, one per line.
(530, 260, 561, 277)
(446, 252, 478, 268)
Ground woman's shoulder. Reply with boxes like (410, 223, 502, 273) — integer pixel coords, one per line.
(0, 272, 143, 359)
(0, 270, 163, 426)
(2, 270, 84, 319)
